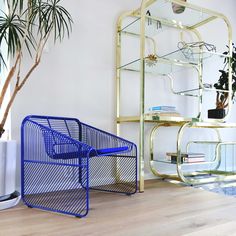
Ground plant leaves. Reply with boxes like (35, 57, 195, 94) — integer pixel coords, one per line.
(0, 0, 73, 69)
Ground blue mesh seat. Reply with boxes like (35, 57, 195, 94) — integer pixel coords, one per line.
(21, 115, 137, 217)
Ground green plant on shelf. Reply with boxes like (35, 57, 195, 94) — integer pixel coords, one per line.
(214, 43, 236, 109)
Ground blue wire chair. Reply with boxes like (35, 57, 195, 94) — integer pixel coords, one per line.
(21, 115, 137, 217)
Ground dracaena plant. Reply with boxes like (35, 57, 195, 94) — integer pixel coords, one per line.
(0, 0, 73, 137)
(214, 43, 236, 109)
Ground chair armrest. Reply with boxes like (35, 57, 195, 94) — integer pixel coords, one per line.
(42, 127, 94, 159)
(80, 122, 136, 154)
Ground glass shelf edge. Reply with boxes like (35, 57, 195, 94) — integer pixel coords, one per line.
(118, 50, 229, 72)
(117, 116, 193, 123)
(117, 117, 236, 127)
(120, 0, 228, 33)
(190, 121, 236, 128)
(118, 57, 198, 72)
(152, 159, 209, 165)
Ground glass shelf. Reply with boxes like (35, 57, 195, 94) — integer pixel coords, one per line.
(121, 0, 223, 36)
(190, 122, 236, 129)
(119, 57, 196, 75)
(121, 16, 169, 37)
(119, 58, 172, 75)
(174, 87, 231, 97)
(119, 50, 228, 75)
(146, 114, 191, 122)
(152, 159, 174, 164)
(161, 49, 228, 65)
(117, 116, 236, 126)
(152, 159, 207, 165)
(146, 0, 218, 28)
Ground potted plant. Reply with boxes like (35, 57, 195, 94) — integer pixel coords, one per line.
(0, 0, 72, 210)
(208, 44, 236, 119)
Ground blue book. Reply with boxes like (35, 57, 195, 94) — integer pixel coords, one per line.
(149, 106, 176, 111)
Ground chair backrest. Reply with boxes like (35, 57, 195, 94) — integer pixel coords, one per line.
(22, 115, 85, 160)
(27, 115, 82, 141)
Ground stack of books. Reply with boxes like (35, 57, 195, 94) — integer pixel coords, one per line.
(146, 106, 181, 117)
(166, 152, 205, 164)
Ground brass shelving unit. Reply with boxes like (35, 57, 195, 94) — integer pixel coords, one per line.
(116, 0, 234, 191)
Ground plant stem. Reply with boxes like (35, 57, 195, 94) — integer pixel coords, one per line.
(0, 58, 40, 137)
(0, 53, 21, 108)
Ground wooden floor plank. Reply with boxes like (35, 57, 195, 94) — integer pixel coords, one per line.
(1, 180, 236, 236)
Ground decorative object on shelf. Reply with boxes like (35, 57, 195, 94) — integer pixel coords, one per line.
(178, 41, 216, 60)
(146, 10, 162, 29)
(156, 20, 162, 30)
(0, 0, 73, 210)
(208, 108, 225, 119)
(172, 0, 187, 14)
(208, 43, 236, 119)
(145, 54, 157, 67)
(203, 83, 213, 89)
(146, 10, 152, 25)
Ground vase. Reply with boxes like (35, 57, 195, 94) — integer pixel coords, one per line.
(0, 140, 21, 210)
(172, 0, 187, 14)
(208, 108, 225, 119)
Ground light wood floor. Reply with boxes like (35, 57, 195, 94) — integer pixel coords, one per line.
(1, 180, 236, 236)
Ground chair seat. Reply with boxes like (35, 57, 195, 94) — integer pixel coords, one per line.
(93, 146, 129, 156)
(51, 146, 129, 159)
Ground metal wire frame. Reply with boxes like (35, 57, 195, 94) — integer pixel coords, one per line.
(21, 115, 137, 217)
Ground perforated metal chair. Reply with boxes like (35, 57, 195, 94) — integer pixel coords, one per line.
(21, 115, 137, 217)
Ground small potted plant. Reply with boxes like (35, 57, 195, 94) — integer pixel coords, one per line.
(208, 44, 236, 119)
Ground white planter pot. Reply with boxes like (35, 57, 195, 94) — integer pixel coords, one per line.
(0, 140, 20, 210)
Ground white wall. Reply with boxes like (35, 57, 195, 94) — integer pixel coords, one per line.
(11, 0, 236, 188)
(12, 0, 140, 135)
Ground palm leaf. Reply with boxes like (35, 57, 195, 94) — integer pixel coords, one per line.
(0, 6, 35, 68)
(0, 51, 7, 70)
(0, 0, 73, 68)
(29, 0, 73, 42)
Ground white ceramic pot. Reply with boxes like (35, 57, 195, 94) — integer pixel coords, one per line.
(172, 0, 187, 14)
(0, 140, 20, 210)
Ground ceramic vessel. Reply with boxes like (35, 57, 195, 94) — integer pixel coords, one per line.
(172, 0, 187, 14)
(0, 140, 20, 210)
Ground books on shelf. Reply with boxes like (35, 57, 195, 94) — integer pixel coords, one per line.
(166, 152, 205, 164)
(146, 105, 181, 117)
(166, 152, 205, 158)
(146, 112, 181, 117)
(148, 106, 176, 112)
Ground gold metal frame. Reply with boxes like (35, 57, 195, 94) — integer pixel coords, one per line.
(116, 0, 233, 191)
(150, 122, 236, 185)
